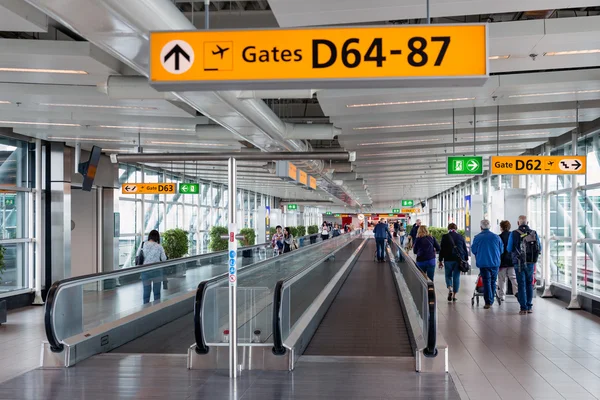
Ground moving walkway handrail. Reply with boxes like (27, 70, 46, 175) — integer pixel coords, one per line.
(44, 240, 271, 352)
(389, 239, 437, 356)
(193, 233, 339, 354)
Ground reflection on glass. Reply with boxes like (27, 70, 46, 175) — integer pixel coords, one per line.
(0, 242, 28, 292)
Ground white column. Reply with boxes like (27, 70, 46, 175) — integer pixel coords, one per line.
(567, 131, 581, 309)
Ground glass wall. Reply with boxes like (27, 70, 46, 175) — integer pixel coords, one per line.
(0, 137, 33, 296)
(118, 164, 272, 269)
(431, 131, 600, 298)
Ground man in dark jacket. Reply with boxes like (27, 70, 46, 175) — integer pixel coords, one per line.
(439, 223, 468, 302)
(507, 215, 541, 315)
(409, 219, 421, 244)
(471, 219, 503, 309)
(373, 220, 391, 262)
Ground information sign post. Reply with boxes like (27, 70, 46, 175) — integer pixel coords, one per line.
(227, 158, 238, 378)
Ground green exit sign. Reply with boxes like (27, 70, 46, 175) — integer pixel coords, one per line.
(178, 183, 200, 194)
(392, 208, 400, 213)
(4, 198, 14, 207)
(334, 213, 341, 217)
(447, 156, 484, 175)
(401, 200, 413, 207)
(325, 211, 332, 216)
(287, 204, 298, 210)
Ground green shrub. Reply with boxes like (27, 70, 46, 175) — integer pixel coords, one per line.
(307, 225, 319, 235)
(296, 226, 306, 237)
(0, 245, 5, 282)
(239, 228, 256, 247)
(209, 226, 229, 252)
(288, 226, 299, 237)
(162, 229, 189, 259)
(269, 227, 277, 236)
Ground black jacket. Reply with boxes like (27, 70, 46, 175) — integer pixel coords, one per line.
(439, 231, 468, 262)
(499, 230, 513, 267)
(409, 224, 419, 242)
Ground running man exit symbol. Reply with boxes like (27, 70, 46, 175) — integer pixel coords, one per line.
(454, 160, 464, 171)
(160, 40, 194, 74)
(204, 41, 234, 71)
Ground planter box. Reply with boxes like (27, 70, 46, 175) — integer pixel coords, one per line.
(309, 235, 317, 244)
(242, 249, 254, 258)
(0, 300, 6, 325)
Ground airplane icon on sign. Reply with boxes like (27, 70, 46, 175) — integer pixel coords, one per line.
(212, 45, 230, 59)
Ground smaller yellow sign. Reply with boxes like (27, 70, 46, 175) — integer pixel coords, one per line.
(309, 176, 317, 190)
(121, 183, 176, 195)
(490, 156, 587, 175)
(288, 163, 297, 180)
(298, 169, 308, 185)
(402, 208, 420, 214)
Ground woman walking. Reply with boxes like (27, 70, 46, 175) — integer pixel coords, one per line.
(136, 230, 167, 304)
(413, 225, 441, 281)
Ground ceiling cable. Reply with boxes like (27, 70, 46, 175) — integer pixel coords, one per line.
(452, 108, 455, 156)
(496, 105, 500, 156)
(473, 107, 476, 156)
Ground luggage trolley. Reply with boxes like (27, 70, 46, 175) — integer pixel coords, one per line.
(471, 274, 502, 306)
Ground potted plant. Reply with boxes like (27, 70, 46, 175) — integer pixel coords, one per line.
(308, 225, 319, 244)
(162, 228, 189, 280)
(296, 226, 306, 247)
(209, 226, 229, 252)
(239, 228, 256, 258)
(0, 246, 6, 325)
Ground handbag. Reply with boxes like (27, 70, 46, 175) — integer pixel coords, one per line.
(135, 241, 145, 266)
(447, 233, 470, 273)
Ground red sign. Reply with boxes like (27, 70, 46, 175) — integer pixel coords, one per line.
(229, 232, 235, 242)
(229, 275, 236, 283)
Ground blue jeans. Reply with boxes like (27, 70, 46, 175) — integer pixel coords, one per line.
(375, 239, 386, 260)
(480, 267, 499, 305)
(143, 281, 162, 304)
(444, 261, 461, 293)
(416, 259, 436, 281)
(515, 263, 535, 311)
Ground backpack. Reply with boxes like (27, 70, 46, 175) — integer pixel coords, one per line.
(516, 229, 540, 264)
(500, 231, 513, 267)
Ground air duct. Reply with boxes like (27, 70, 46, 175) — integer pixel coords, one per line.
(98, 76, 178, 101)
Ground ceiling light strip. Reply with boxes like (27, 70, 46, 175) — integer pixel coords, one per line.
(544, 49, 600, 56)
(39, 103, 158, 111)
(98, 125, 195, 132)
(0, 67, 88, 74)
(48, 136, 125, 142)
(508, 89, 600, 98)
(353, 122, 452, 130)
(0, 120, 81, 127)
(346, 97, 475, 108)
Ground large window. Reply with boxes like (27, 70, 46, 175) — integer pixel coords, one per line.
(0, 137, 32, 296)
(117, 165, 271, 268)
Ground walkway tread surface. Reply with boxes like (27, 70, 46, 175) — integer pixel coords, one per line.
(303, 240, 413, 357)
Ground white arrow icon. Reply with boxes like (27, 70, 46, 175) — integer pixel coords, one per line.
(180, 185, 189, 193)
(467, 159, 479, 171)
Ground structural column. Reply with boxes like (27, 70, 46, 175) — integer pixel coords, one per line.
(568, 131, 581, 309)
(227, 157, 238, 377)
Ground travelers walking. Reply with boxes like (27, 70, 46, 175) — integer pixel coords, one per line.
(136, 230, 167, 304)
(507, 215, 541, 315)
(320, 221, 330, 241)
(393, 220, 400, 237)
(471, 220, 503, 309)
(409, 219, 421, 244)
(498, 220, 519, 301)
(283, 227, 294, 253)
(374, 219, 391, 262)
(272, 225, 284, 255)
(413, 225, 440, 281)
(332, 223, 342, 238)
(439, 223, 468, 302)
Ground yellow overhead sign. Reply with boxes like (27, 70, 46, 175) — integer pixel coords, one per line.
(121, 183, 176, 195)
(150, 25, 487, 90)
(490, 156, 587, 175)
(402, 208, 420, 214)
(298, 170, 308, 185)
(288, 163, 297, 181)
(309, 176, 317, 190)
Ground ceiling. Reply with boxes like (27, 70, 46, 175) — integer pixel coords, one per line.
(0, 0, 599, 210)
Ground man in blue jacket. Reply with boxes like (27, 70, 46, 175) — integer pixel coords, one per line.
(409, 219, 421, 244)
(507, 215, 541, 315)
(471, 219, 504, 309)
(374, 219, 391, 262)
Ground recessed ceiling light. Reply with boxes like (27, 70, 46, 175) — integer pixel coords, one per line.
(477, 115, 580, 124)
(97, 125, 195, 132)
(48, 136, 126, 142)
(0, 120, 81, 127)
(508, 89, 600, 98)
(358, 138, 441, 146)
(0, 67, 88, 74)
(0, 101, 10, 104)
(544, 49, 600, 56)
(353, 122, 452, 130)
(347, 97, 475, 108)
(39, 103, 158, 111)
(489, 55, 510, 60)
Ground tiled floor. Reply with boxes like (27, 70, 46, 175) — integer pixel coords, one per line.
(437, 272, 600, 400)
